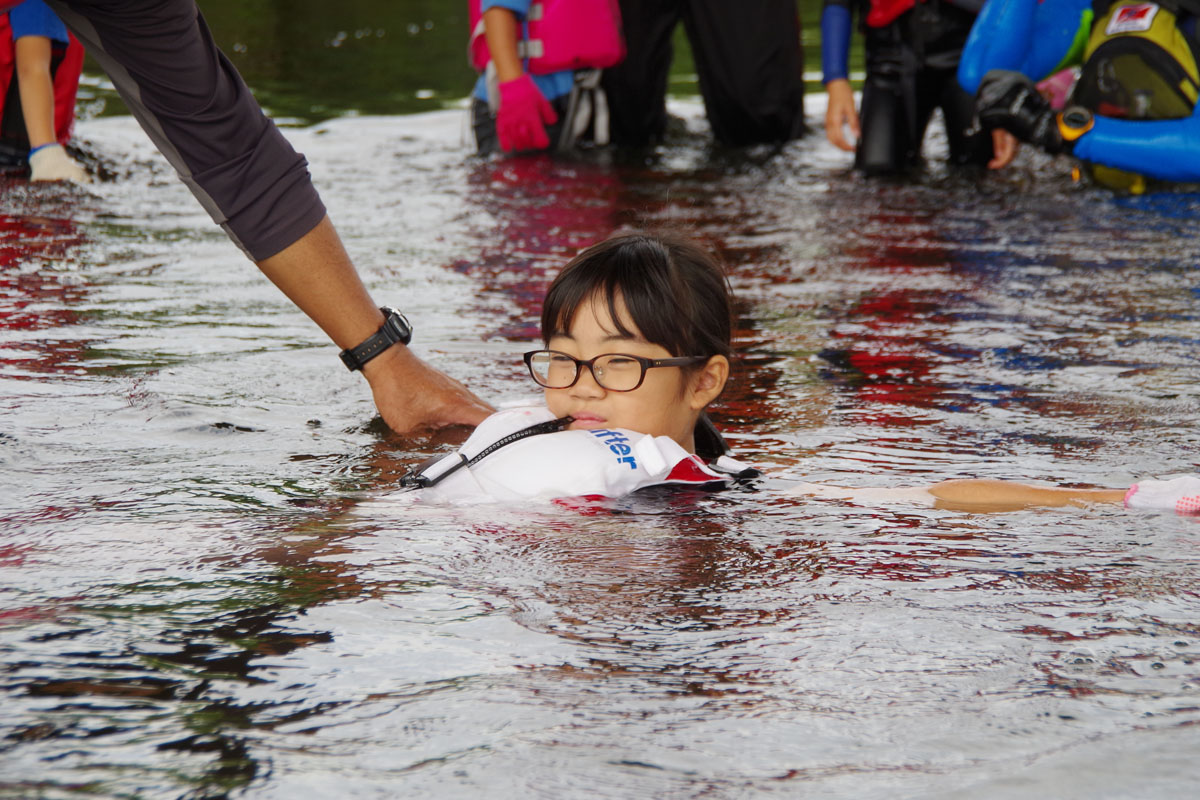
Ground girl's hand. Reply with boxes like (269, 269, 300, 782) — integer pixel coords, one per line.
(824, 79, 860, 152)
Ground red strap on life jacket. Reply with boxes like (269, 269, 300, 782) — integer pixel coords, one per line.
(0, 16, 13, 123)
(866, 0, 918, 28)
(51, 33, 83, 144)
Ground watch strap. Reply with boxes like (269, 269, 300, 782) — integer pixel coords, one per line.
(340, 307, 412, 371)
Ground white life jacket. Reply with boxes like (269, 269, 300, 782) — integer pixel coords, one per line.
(399, 404, 755, 505)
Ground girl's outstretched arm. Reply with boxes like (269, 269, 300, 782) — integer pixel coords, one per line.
(924, 479, 1125, 512)
(792, 479, 1124, 512)
(795, 476, 1200, 514)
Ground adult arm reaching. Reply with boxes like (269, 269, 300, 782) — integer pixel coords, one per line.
(256, 217, 493, 432)
(42, 0, 491, 432)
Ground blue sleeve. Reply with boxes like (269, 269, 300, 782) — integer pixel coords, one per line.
(958, 0, 1090, 93)
(481, 0, 532, 19)
(1075, 109, 1200, 183)
(8, 0, 70, 43)
(821, 4, 853, 85)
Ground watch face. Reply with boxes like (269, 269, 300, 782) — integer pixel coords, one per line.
(382, 308, 412, 344)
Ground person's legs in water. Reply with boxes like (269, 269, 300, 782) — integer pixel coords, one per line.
(938, 66, 993, 167)
(600, 0, 681, 148)
(680, 0, 807, 147)
(855, 6, 991, 175)
(923, 3, 992, 168)
(855, 26, 920, 174)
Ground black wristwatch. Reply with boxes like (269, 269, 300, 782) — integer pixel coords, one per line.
(339, 307, 413, 371)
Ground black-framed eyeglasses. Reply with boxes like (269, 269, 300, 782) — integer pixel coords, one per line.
(523, 350, 707, 392)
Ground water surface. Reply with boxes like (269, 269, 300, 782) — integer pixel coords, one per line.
(2, 77, 1199, 800)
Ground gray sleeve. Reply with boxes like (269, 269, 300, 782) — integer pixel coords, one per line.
(47, 0, 327, 261)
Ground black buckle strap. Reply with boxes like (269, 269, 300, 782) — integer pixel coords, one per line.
(399, 415, 574, 490)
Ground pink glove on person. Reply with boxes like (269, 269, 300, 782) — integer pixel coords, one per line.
(496, 74, 557, 153)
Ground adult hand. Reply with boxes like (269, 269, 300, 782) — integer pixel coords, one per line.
(975, 70, 1064, 154)
(29, 144, 91, 183)
(496, 73, 558, 153)
(988, 129, 1019, 170)
(824, 79, 860, 152)
(255, 216, 492, 434)
(362, 343, 493, 434)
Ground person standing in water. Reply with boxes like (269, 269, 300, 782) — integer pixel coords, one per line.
(3, 0, 87, 181)
(962, 0, 1200, 191)
(600, 0, 808, 148)
(821, 0, 1013, 173)
(4, 0, 490, 433)
(468, 0, 625, 155)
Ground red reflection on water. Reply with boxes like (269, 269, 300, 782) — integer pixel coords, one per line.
(821, 210, 979, 425)
(0, 211, 90, 376)
(453, 155, 621, 340)
(0, 542, 31, 568)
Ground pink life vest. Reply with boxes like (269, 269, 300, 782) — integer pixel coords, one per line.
(468, 0, 625, 75)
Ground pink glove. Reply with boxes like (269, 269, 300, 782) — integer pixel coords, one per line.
(496, 74, 558, 153)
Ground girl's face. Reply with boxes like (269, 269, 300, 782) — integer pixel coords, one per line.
(543, 292, 728, 453)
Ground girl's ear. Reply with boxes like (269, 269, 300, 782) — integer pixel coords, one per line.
(688, 355, 730, 410)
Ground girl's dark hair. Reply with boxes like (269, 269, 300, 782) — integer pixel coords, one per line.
(541, 232, 733, 361)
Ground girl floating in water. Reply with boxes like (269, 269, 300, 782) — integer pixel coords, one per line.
(401, 231, 1199, 513)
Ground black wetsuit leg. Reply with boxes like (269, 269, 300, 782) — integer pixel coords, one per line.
(44, 0, 325, 262)
(856, 5, 991, 174)
(856, 25, 920, 174)
(939, 66, 992, 166)
(918, 2, 992, 166)
(601, 0, 681, 147)
(681, 0, 807, 147)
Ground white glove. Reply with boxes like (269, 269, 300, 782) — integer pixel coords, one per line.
(29, 144, 91, 184)
(1124, 475, 1200, 514)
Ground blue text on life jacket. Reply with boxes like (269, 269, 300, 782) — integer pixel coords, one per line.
(590, 429, 638, 469)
